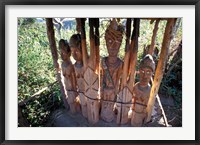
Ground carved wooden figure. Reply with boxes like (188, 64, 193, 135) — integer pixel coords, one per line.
(116, 18, 140, 125)
(69, 35, 88, 118)
(116, 87, 132, 124)
(59, 39, 80, 113)
(84, 66, 100, 124)
(70, 19, 100, 124)
(100, 19, 124, 122)
(131, 54, 155, 127)
(84, 18, 100, 124)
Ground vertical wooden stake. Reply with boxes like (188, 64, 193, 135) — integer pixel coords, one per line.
(76, 18, 81, 33)
(148, 19, 160, 55)
(121, 18, 132, 88)
(94, 18, 100, 73)
(46, 18, 68, 109)
(128, 18, 140, 91)
(146, 18, 176, 122)
(46, 18, 59, 71)
(89, 18, 96, 70)
(117, 18, 132, 125)
(80, 18, 88, 69)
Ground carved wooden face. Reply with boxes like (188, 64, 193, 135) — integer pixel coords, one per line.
(61, 49, 70, 61)
(139, 67, 153, 87)
(60, 40, 70, 61)
(71, 47, 82, 62)
(105, 37, 121, 57)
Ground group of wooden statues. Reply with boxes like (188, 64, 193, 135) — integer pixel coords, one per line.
(59, 19, 155, 127)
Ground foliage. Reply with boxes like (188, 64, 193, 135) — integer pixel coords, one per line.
(160, 19, 182, 109)
(20, 84, 63, 127)
(18, 18, 36, 26)
(18, 18, 62, 126)
(160, 61, 182, 109)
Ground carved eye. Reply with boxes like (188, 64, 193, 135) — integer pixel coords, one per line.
(115, 40, 120, 44)
(108, 40, 112, 43)
(141, 70, 145, 74)
(146, 71, 151, 75)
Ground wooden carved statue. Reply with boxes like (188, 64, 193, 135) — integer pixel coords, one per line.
(115, 18, 140, 125)
(68, 34, 87, 117)
(70, 19, 100, 124)
(82, 18, 100, 124)
(131, 54, 155, 127)
(100, 19, 124, 122)
(59, 39, 80, 113)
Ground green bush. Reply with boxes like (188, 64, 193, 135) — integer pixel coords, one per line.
(18, 18, 56, 101)
(18, 18, 62, 126)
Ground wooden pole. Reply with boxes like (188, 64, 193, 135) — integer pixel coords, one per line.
(80, 18, 88, 69)
(150, 78, 169, 127)
(46, 18, 69, 110)
(89, 18, 96, 70)
(172, 18, 181, 40)
(156, 95, 170, 126)
(94, 18, 100, 73)
(125, 18, 132, 52)
(84, 18, 100, 124)
(46, 18, 59, 71)
(121, 18, 131, 89)
(76, 18, 81, 33)
(146, 18, 177, 122)
(148, 19, 160, 55)
(128, 18, 140, 91)
(117, 18, 133, 124)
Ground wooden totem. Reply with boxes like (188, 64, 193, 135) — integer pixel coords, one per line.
(59, 39, 80, 113)
(71, 18, 100, 124)
(84, 18, 100, 124)
(69, 34, 88, 118)
(116, 18, 140, 125)
(100, 19, 123, 123)
(131, 54, 155, 127)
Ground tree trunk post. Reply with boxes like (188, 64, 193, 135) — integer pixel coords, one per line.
(121, 18, 132, 88)
(83, 18, 100, 124)
(94, 18, 100, 73)
(128, 18, 140, 91)
(46, 18, 59, 71)
(80, 18, 88, 69)
(89, 18, 96, 70)
(148, 19, 160, 55)
(46, 18, 69, 110)
(146, 18, 177, 123)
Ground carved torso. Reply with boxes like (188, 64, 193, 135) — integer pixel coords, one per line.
(74, 63, 85, 92)
(132, 82, 151, 113)
(61, 61, 76, 91)
(100, 57, 123, 122)
(101, 57, 123, 100)
(73, 62, 87, 115)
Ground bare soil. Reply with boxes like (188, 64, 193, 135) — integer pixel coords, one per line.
(45, 95, 181, 127)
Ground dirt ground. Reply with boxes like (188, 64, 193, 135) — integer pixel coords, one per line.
(45, 95, 180, 127)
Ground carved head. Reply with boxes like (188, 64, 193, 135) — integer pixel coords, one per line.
(105, 19, 124, 57)
(139, 54, 155, 87)
(69, 34, 82, 62)
(59, 39, 71, 61)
